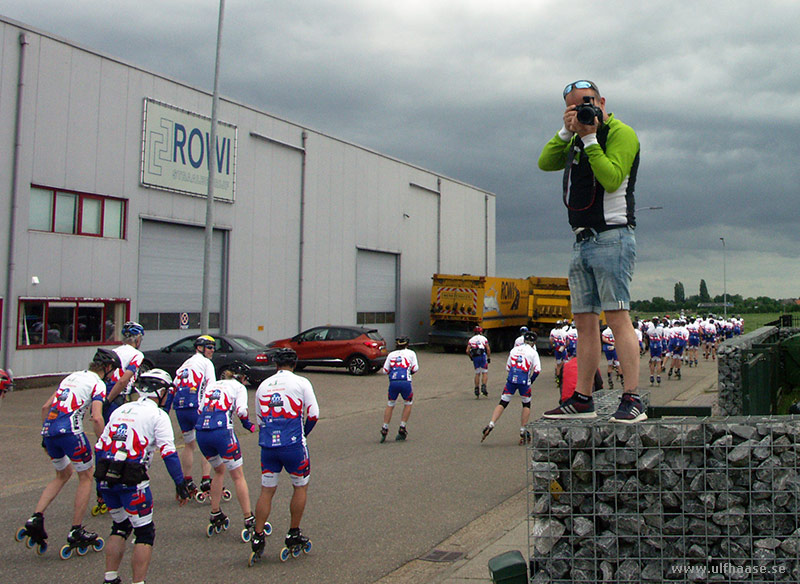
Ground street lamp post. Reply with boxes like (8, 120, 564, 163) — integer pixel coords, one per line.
(720, 237, 727, 318)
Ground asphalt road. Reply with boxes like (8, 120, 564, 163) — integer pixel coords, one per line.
(1, 347, 568, 584)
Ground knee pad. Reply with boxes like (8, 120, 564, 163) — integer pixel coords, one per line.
(522, 401, 531, 409)
(111, 519, 133, 540)
(133, 523, 156, 546)
(387, 400, 397, 408)
(498, 399, 509, 409)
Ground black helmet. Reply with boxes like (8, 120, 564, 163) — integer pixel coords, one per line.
(395, 336, 410, 348)
(272, 348, 298, 367)
(93, 348, 122, 370)
(194, 335, 216, 350)
(523, 331, 537, 344)
(223, 361, 251, 379)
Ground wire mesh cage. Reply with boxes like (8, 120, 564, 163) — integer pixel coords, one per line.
(527, 415, 800, 582)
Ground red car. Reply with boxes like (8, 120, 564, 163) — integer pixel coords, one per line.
(268, 326, 387, 375)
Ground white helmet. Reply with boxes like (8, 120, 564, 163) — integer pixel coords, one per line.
(135, 368, 173, 399)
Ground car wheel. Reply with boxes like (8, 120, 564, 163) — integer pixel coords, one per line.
(346, 354, 369, 376)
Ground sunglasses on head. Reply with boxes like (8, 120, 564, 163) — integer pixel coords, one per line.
(563, 80, 599, 99)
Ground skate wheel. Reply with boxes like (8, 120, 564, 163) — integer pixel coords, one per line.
(303, 540, 312, 554)
(59, 544, 73, 560)
(241, 529, 251, 543)
(223, 517, 230, 530)
(91, 506, 101, 517)
(37, 542, 47, 555)
(15, 528, 26, 542)
(77, 546, 89, 556)
(248, 551, 260, 567)
(280, 547, 291, 562)
(264, 522, 273, 536)
(292, 545, 302, 558)
(93, 537, 105, 552)
(222, 489, 232, 501)
(215, 525, 223, 534)
(195, 492, 206, 503)
(206, 524, 214, 538)
(25, 537, 36, 549)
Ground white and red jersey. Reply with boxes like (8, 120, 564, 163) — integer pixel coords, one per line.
(170, 353, 216, 410)
(107, 343, 144, 392)
(256, 370, 319, 449)
(505, 344, 541, 385)
(42, 370, 106, 436)
(382, 348, 419, 382)
(467, 334, 489, 354)
(549, 327, 566, 349)
(601, 328, 615, 346)
(95, 397, 178, 478)
(647, 323, 664, 344)
(196, 378, 250, 431)
(566, 326, 578, 345)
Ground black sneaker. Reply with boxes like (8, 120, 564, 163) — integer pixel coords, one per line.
(543, 394, 597, 419)
(611, 393, 647, 424)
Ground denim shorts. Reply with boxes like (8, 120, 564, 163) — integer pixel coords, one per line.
(569, 226, 635, 314)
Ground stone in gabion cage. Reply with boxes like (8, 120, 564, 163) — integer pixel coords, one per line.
(528, 416, 800, 583)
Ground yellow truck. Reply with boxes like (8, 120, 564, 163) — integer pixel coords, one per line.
(428, 274, 572, 352)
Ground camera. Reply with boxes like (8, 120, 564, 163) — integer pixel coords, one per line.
(575, 96, 602, 125)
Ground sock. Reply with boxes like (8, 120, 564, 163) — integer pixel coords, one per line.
(399, 422, 406, 428)
(488, 421, 495, 428)
(382, 423, 389, 430)
(203, 475, 211, 481)
(104, 572, 118, 583)
(571, 392, 591, 403)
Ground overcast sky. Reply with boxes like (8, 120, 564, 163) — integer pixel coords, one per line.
(4, 1, 799, 301)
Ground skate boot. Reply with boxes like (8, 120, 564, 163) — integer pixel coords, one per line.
(206, 510, 230, 537)
(380, 427, 389, 443)
(668, 368, 673, 379)
(481, 384, 488, 397)
(657, 376, 661, 386)
(248, 528, 268, 567)
(608, 376, 614, 389)
(481, 424, 493, 443)
(676, 370, 681, 380)
(15, 512, 48, 554)
(59, 525, 104, 560)
(241, 514, 255, 543)
(396, 425, 408, 441)
(195, 477, 212, 503)
(649, 375, 654, 386)
(91, 493, 108, 516)
(280, 527, 312, 562)
(519, 430, 531, 446)
(474, 386, 480, 398)
(103, 578, 122, 584)
(184, 478, 198, 498)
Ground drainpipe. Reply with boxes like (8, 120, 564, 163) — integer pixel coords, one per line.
(298, 131, 307, 332)
(2, 32, 28, 370)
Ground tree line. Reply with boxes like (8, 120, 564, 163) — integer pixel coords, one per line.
(631, 280, 800, 314)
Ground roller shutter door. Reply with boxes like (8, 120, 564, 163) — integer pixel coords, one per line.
(356, 249, 397, 343)
(138, 220, 225, 349)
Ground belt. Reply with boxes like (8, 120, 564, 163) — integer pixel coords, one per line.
(574, 224, 629, 242)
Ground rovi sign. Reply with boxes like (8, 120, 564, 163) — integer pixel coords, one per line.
(141, 98, 237, 201)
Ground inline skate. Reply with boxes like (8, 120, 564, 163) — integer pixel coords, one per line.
(59, 525, 104, 560)
(481, 424, 493, 443)
(241, 514, 271, 543)
(195, 477, 232, 503)
(15, 512, 48, 554)
(519, 430, 531, 446)
(91, 493, 108, 516)
(380, 427, 388, 443)
(396, 426, 407, 441)
(247, 526, 272, 567)
(206, 510, 230, 537)
(279, 527, 312, 562)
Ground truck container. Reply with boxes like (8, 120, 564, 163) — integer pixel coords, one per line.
(428, 273, 571, 352)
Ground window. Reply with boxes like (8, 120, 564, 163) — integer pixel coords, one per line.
(18, 298, 130, 348)
(29, 186, 126, 238)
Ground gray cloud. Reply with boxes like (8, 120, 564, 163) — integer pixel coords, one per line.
(3, 0, 798, 298)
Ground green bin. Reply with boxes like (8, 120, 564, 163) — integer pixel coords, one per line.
(487, 550, 528, 584)
(782, 334, 800, 388)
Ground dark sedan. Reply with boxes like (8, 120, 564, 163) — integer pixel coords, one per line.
(141, 334, 277, 385)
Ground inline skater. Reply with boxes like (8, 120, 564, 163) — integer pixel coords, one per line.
(103, 321, 145, 422)
(379, 336, 419, 442)
(600, 326, 621, 389)
(669, 319, 689, 380)
(647, 317, 664, 386)
(163, 335, 217, 498)
(95, 368, 192, 584)
(686, 317, 701, 367)
(481, 332, 540, 445)
(466, 326, 490, 398)
(0, 368, 13, 408)
(549, 321, 567, 389)
(16, 349, 118, 557)
(249, 348, 319, 565)
(194, 362, 257, 540)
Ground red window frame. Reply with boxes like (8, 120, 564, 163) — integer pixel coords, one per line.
(17, 297, 131, 349)
(30, 185, 127, 239)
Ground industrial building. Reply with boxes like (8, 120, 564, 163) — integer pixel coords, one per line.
(0, 15, 496, 377)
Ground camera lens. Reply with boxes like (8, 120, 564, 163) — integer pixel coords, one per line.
(576, 105, 597, 125)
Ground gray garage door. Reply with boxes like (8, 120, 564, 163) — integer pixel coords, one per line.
(356, 249, 397, 343)
(138, 219, 226, 350)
